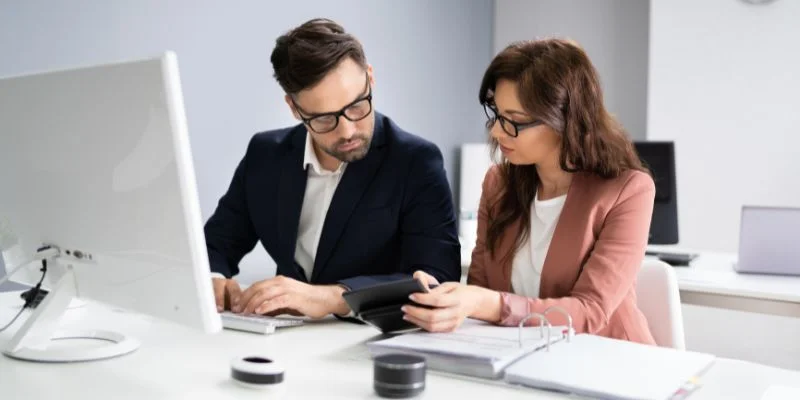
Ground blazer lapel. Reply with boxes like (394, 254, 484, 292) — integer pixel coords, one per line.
(276, 129, 308, 277)
(538, 173, 591, 298)
(310, 118, 388, 282)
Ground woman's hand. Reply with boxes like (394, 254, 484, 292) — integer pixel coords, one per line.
(403, 271, 501, 332)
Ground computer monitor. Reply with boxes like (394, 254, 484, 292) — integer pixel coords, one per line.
(0, 52, 221, 362)
(634, 141, 679, 244)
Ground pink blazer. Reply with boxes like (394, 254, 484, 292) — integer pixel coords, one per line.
(468, 166, 656, 345)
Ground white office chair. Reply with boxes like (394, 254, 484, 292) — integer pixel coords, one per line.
(635, 259, 686, 350)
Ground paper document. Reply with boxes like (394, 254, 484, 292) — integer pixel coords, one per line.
(504, 334, 716, 400)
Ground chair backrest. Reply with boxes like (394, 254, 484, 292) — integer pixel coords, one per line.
(636, 259, 686, 350)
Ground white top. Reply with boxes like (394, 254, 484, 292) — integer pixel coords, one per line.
(511, 193, 567, 298)
(293, 132, 346, 280)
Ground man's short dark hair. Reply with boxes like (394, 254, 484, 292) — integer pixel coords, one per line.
(270, 18, 367, 94)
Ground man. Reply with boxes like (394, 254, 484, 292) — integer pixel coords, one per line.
(205, 18, 460, 319)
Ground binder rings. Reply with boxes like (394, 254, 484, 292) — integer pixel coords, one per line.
(367, 306, 716, 399)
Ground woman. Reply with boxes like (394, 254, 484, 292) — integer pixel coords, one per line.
(404, 38, 656, 344)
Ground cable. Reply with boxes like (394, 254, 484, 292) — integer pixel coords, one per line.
(26, 259, 48, 306)
(0, 257, 49, 333)
(0, 306, 25, 333)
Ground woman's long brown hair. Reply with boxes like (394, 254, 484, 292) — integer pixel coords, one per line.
(479, 38, 647, 259)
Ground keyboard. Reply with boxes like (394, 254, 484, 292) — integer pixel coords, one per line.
(219, 311, 305, 335)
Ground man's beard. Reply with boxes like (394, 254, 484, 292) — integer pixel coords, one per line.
(322, 134, 371, 163)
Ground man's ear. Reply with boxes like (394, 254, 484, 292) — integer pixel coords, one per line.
(367, 64, 375, 88)
(285, 94, 301, 121)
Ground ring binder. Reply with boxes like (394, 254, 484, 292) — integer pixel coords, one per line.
(516, 312, 550, 349)
(367, 316, 717, 398)
(543, 306, 574, 342)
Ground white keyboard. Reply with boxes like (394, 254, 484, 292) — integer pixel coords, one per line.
(220, 311, 305, 335)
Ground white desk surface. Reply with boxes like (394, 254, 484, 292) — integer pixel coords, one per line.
(1, 292, 798, 400)
(667, 253, 800, 304)
(461, 241, 800, 305)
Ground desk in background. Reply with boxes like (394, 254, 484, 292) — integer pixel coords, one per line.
(646, 245, 800, 319)
(1, 292, 799, 399)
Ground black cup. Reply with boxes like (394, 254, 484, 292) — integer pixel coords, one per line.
(373, 354, 426, 398)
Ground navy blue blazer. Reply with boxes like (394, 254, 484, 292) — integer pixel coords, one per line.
(204, 113, 461, 290)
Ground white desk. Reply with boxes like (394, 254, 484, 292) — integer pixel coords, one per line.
(647, 246, 800, 319)
(1, 292, 798, 400)
(461, 242, 800, 318)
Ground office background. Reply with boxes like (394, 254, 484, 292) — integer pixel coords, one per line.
(1, 0, 799, 368)
(0, 0, 493, 283)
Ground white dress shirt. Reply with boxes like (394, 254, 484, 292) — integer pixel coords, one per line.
(293, 131, 346, 280)
(511, 193, 567, 298)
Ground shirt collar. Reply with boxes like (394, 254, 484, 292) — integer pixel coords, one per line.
(303, 131, 345, 175)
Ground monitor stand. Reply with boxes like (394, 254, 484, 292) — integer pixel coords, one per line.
(2, 264, 140, 362)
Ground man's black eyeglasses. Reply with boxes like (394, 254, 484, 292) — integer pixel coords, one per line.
(292, 74, 373, 134)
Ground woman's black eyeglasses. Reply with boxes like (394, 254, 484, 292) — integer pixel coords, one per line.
(483, 103, 543, 138)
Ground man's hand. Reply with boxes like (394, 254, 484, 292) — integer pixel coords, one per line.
(212, 278, 242, 312)
(235, 275, 350, 319)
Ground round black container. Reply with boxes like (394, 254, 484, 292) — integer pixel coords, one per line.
(373, 354, 426, 398)
(230, 356, 285, 393)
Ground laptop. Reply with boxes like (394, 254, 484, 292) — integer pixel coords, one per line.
(734, 206, 800, 276)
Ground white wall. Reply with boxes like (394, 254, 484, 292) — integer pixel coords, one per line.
(493, 0, 650, 140)
(648, 0, 800, 252)
(0, 0, 493, 286)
